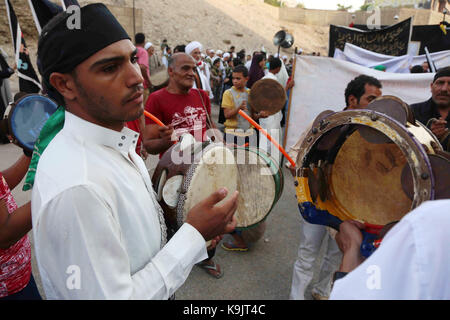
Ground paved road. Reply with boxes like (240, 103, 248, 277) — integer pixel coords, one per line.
(0, 103, 332, 300)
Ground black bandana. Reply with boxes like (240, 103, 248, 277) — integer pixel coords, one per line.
(38, 3, 130, 87)
(434, 66, 450, 83)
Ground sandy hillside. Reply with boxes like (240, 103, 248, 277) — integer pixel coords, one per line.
(0, 0, 328, 70)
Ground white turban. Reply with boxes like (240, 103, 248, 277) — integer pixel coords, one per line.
(144, 42, 153, 50)
(223, 52, 231, 59)
(185, 41, 203, 55)
(216, 49, 223, 55)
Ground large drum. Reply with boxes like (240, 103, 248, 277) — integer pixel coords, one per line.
(0, 94, 58, 152)
(294, 96, 448, 231)
(152, 136, 284, 238)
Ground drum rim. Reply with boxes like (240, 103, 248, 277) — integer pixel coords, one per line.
(296, 109, 434, 225)
(8, 94, 58, 152)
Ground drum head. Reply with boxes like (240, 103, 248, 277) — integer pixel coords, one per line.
(248, 79, 286, 115)
(331, 129, 411, 225)
(9, 95, 58, 151)
(233, 147, 283, 228)
(179, 145, 239, 225)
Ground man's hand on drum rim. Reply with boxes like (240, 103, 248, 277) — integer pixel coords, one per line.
(185, 188, 238, 242)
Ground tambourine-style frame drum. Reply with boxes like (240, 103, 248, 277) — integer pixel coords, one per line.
(0, 94, 58, 152)
(294, 96, 444, 231)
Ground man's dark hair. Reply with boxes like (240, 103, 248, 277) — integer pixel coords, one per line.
(233, 57, 243, 67)
(410, 65, 425, 73)
(135, 33, 145, 44)
(173, 45, 185, 53)
(233, 65, 248, 77)
(344, 75, 382, 107)
(269, 58, 282, 71)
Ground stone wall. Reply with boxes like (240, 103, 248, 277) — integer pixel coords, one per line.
(279, 7, 445, 26)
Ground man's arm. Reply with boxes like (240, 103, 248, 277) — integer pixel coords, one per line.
(33, 185, 238, 299)
(0, 201, 32, 249)
(142, 124, 174, 155)
(2, 155, 31, 191)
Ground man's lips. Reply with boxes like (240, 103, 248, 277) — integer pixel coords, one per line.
(125, 91, 144, 104)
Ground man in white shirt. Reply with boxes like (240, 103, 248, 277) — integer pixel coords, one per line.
(32, 3, 238, 300)
(330, 199, 450, 299)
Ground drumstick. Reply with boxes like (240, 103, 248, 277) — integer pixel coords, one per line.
(143, 110, 177, 145)
(144, 110, 165, 127)
(238, 110, 296, 168)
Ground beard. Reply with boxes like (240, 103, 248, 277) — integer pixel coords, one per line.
(74, 78, 144, 126)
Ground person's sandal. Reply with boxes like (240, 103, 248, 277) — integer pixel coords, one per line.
(198, 261, 224, 279)
(221, 241, 249, 252)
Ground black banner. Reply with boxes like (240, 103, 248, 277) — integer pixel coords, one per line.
(328, 18, 412, 57)
(353, 23, 450, 55)
(6, 0, 41, 94)
(411, 24, 450, 55)
(28, 0, 63, 34)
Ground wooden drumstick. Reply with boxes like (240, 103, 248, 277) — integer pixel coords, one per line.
(238, 110, 296, 168)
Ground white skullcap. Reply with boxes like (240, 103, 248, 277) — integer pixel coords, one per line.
(185, 41, 203, 55)
(282, 55, 287, 60)
(144, 42, 153, 50)
(223, 52, 231, 59)
(274, 53, 279, 58)
(210, 49, 215, 53)
(216, 50, 223, 55)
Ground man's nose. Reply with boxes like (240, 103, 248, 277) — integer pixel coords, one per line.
(126, 62, 144, 87)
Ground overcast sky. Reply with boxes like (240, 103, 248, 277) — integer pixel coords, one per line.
(299, 0, 366, 11)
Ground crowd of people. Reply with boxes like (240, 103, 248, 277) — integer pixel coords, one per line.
(0, 3, 449, 301)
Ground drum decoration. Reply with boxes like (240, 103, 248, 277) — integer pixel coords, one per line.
(293, 96, 448, 257)
(0, 94, 58, 152)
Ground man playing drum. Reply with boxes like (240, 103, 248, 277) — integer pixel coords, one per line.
(32, 4, 238, 299)
(289, 75, 383, 300)
(143, 52, 224, 279)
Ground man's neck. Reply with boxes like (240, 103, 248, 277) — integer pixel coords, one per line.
(66, 104, 125, 132)
(166, 83, 191, 95)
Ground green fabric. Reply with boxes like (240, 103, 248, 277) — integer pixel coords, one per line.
(22, 106, 65, 191)
(374, 65, 386, 71)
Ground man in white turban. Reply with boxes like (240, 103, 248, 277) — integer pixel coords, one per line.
(185, 41, 213, 100)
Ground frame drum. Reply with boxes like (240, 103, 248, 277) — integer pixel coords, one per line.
(0, 94, 58, 152)
(294, 97, 442, 228)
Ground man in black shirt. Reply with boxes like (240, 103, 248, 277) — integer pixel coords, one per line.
(410, 67, 450, 151)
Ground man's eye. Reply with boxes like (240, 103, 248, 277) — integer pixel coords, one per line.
(103, 65, 117, 73)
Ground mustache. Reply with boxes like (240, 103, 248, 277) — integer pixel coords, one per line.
(122, 85, 144, 104)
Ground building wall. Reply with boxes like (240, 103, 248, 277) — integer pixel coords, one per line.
(279, 7, 444, 27)
(107, 5, 144, 37)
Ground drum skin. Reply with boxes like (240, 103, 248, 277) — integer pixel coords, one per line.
(152, 143, 285, 233)
(232, 147, 284, 229)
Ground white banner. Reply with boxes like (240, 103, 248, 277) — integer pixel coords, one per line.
(339, 43, 450, 73)
(285, 56, 435, 152)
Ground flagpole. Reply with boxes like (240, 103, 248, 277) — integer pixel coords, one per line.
(282, 53, 297, 149)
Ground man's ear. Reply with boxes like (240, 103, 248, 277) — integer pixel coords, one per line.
(49, 72, 77, 101)
(348, 94, 358, 108)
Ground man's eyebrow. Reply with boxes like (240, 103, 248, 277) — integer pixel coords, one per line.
(90, 49, 138, 70)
